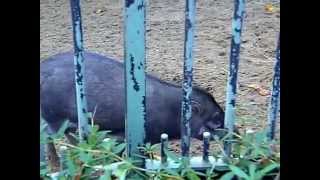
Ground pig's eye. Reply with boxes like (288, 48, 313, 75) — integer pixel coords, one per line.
(192, 105, 201, 114)
(191, 100, 203, 115)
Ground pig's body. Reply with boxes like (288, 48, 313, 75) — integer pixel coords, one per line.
(40, 51, 224, 143)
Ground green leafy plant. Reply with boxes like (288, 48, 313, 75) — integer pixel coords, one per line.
(218, 130, 280, 180)
(220, 163, 279, 180)
(139, 143, 159, 160)
(40, 121, 279, 180)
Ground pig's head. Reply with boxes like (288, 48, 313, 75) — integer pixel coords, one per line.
(190, 87, 225, 140)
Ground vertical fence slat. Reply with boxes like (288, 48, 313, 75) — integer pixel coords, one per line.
(40, 114, 46, 163)
(59, 146, 68, 171)
(181, 0, 196, 159)
(224, 0, 246, 156)
(161, 133, 168, 164)
(202, 132, 210, 162)
(124, 0, 146, 159)
(70, 0, 90, 141)
(267, 35, 280, 141)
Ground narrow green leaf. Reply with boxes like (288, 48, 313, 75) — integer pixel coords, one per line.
(114, 165, 129, 180)
(88, 134, 98, 146)
(113, 143, 126, 154)
(145, 143, 151, 149)
(100, 139, 117, 151)
(151, 144, 159, 150)
(58, 175, 67, 180)
(89, 124, 99, 133)
(65, 155, 77, 176)
(99, 169, 112, 180)
(40, 161, 47, 167)
(181, 168, 188, 177)
(249, 164, 257, 179)
(97, 131, 110, 142)
(131, 153, 148, 159)
(186, 170, 201, 180)
(54, 120, 69, 139)
(79, 151, 92, 164)
(40, 133, 49, 144)
(78, 142, 91, 149)
(238, 159, 251, 169)
(206, 167, 216, 178)
(256, 163, 279, 178)
(220, 172, 235, 180)
(209, 159, 217, 174)
(163, 167, 180, 176)
(40, 121, 48, 133)
(255, 130, 267, 144)
(40, 168, 48, 176)
(194, 170, 206, 177)
(229, 165, 250, 179)
(164, 149, 181, 162)
(103, 161, 127, 171)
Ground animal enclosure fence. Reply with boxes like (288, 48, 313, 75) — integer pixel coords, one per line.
(43, 0, 280, 173)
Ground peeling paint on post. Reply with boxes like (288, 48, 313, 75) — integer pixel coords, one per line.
(224, 0, 245, 156)
(202, 132, 210, 162)
(124, 0, 146, 159)
(181, 0, 196, 159)
(70, 0, 90, 141)
(267, 35, 280, 141)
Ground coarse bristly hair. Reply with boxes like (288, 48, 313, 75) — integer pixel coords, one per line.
(41, 51, 225, 114)
(192, 85, 225, 113)
(148, 74, 225, 114)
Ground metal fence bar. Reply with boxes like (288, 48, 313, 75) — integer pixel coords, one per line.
(181, 0, 196, 159)
(161, 133, 168, 164)
(40, 114, 46, 163)
(59, 146, 68, 171)
(40, 142, 46, 163)
(202, 132, 210, 162)
(70, 0, 90, 141)
(267, 35, 280, 141)
(224, 0, 246, 156)
(124, 0, 147, 159)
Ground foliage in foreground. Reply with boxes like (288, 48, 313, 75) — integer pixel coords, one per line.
(40, 120, 279, 180)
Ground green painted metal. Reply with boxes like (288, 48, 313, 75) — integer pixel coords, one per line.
(224, 0, 246, 156)
(70, 0, 90, 141)
(181, 0, 196, 159)
(145, 156, 228, 171)
(124, 0, 147, 159)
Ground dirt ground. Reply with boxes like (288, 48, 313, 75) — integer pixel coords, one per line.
(40, 0, 280, 155)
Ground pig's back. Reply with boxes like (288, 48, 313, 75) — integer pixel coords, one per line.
(40, 51, 125, 132)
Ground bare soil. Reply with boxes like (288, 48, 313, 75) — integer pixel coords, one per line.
(41, 0, 280, 155)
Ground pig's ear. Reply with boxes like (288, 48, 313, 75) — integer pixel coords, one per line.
(191, 100, 203, 115)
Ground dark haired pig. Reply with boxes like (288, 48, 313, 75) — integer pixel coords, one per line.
(40, 51, 225, 144)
